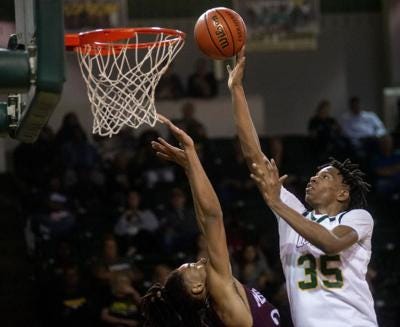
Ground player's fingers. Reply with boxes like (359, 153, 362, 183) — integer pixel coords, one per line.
(239, 45, 246, 56)
(262, 155, 270, 168)
(151, 141, 165, 152)
(250, 173, 265, 186)
(170, 125, 186, 141)
(271, 159, 280, 178)
(157, 137, 180, 152)
(157, 115, 182, 138)
(252, 163, 272, 185)
(155, 152, 172, 161)
(251, 162, 264, 176)
(226, 64, 232, 74)
(157, 113, 169, 124)
(263, 158, 274, 176)
(279, 174, 289, 183)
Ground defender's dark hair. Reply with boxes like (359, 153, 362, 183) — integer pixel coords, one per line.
(318, 157, 371, 210)
(141, 270, 215, 327)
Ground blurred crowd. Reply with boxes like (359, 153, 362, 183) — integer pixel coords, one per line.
(10, 82, 400, 326)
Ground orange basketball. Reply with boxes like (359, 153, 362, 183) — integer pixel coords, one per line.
(194, 7, 246, 60)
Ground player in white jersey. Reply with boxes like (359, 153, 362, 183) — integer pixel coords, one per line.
(226, 48, 378, 327)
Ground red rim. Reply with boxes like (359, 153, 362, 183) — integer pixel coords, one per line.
(65, 27, 186, 52)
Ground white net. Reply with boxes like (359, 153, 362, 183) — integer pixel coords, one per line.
(75, 30, 185, 137)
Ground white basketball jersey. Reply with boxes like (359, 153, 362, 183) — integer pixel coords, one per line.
(276, 188, 378, 327)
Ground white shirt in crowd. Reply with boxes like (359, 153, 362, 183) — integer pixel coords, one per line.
(114, 209, 159, 236)
(340, 110, 386, 144)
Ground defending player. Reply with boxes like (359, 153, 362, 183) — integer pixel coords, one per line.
(141, 115, 280, 327)
(227, 48, 378, 327)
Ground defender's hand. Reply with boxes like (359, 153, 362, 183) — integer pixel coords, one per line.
(158, 114, 194, 149)
(152, 114, 194, 168)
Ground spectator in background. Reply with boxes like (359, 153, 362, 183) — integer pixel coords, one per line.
(371, 134, 400, 197)
(158, 187, 197, 255)
(129, 129, 175, 190)
(233, 244, 274, 290)
(218, 138, 257, 205)
(171, 101, 205, 141)
(56, 112, 87, 146)
(38, 192, 76, 240)
(52, 264, 94, 327)
(106, 152, 132, 206)
(92, 236, 133, 283)
(93, 127, 137, 162)
(101, 271, 142, 327)
(91, 235, 143, 311)
(340, 96, 387, 156)
(60, 126, 100, 171)
(308, 99, 350, 161)
(13, 125, 57, 188)
(155, 63, 185, 100)
(187, 58, 218, 98)
(114, 190, 160, 254)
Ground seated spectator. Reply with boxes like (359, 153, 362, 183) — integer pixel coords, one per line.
(129, 129, 175, 190)
(171, 101, 206, 141)
(91, 235, 142, 309)
(218, 138, 258, 205)
(340, 96, 387, 155)
(186, 58, 218, 98)
(155, 63, 185, 100)
(37, 192, 76, 240)
(158, 187, 197, 255)
(56, 112, 87, 146)
(93, 127, 137, 162)
(101, 271, 142, 327)
(13, 125, 57, 188)
(52, 264, 94, 327)
(60, 125, 100, 171)
(371, 134, 400, 196)
(114, 190, 160, 254)
(308, 99, 350, 161)
(106, 151, 132, 198)
(92, 236, 134, 284)
(233, 244, 273, 290)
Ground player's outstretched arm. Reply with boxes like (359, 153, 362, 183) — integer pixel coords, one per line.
(227, 47, 266, 168)
(250, 159, 358, 254)
(152, 115, 230, 276)
(153, 115, 252, 325)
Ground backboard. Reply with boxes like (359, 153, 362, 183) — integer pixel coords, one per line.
(0, 0, 65, 143)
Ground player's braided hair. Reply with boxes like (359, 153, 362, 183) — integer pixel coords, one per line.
(141, 270, 215, 327)
(318, 157, 371, 210)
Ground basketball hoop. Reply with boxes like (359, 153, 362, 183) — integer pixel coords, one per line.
(65, 27, 186, 137)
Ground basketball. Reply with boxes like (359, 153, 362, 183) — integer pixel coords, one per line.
(194, 7, 246, 60)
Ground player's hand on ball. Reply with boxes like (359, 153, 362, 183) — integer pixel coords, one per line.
(227, 46, 246, 90)
(250, 157, 288, 205)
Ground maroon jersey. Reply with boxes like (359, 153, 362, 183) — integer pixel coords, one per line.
(243, 286, 280, 327)
(213, 285, 280, 326)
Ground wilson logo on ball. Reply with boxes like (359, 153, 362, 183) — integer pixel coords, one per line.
(211, 15, 229, 49)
